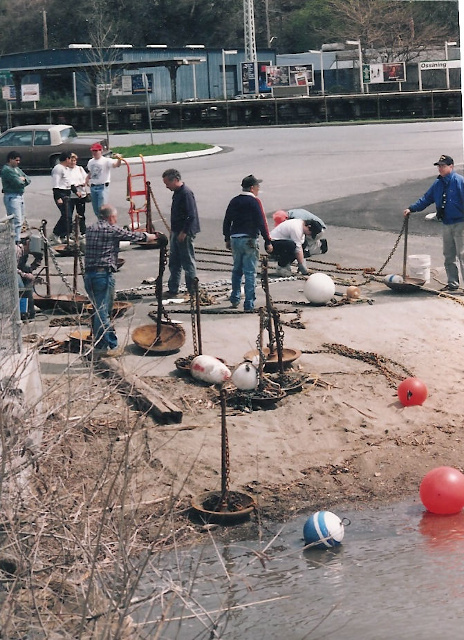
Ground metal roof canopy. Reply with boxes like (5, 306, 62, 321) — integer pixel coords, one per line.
(2, 52, 204, 104)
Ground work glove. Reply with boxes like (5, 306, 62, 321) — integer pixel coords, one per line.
(298, 263, 308, 276)
(320, 238, 328, 254)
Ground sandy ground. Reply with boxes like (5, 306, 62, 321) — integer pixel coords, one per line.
(21, 227, 464, 542)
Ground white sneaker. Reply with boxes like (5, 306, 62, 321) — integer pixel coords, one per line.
(276, 265, 292, 277)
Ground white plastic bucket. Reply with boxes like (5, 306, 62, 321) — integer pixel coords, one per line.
(407, 254, 431, 283)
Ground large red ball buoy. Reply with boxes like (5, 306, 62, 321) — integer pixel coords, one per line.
(420, 467, 464, 515)
(397, 377, 428, 406)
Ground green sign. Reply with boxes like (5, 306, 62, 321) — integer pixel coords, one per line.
(362, 64, 370, 83)
(0, 71, 13, 87)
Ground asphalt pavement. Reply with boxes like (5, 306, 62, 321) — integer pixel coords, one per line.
(21, 120, 463, 377)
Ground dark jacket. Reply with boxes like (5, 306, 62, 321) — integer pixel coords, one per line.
(223, 193, 271, 243)
(170, 183, 200, 235)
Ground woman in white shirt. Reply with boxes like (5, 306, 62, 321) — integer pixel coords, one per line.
(68, 153, 88, 235)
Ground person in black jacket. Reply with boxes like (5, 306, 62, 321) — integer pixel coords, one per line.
(223, 174, 273, 312)
(162, 168, 200, 297)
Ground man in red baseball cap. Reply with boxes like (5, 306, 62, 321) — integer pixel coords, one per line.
(85, 143, 123, 216)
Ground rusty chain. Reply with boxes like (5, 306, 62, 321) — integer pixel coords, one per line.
(220, 388, 230, 503)
(374, 218, 406, 276)
(301, 342, 414, 387)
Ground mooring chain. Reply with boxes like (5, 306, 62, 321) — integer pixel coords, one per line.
(301, 343, 414, 387)
(38, 229, 77, 295)
(255, 309, 267, 384)
(220, 388, 231, 501)
(190, 293, 199, 356)
(158, 246, 176, 326)
(375, 218, 406, 276)
(273, 308, 285, 356)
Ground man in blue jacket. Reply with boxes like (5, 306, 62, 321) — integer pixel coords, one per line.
(223, 174, 273, 312)
(404, 154, 464, 292)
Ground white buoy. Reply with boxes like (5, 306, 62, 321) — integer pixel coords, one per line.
(304, 273, 335, 304)
(231, 362, 259, 390)
(384, 274, 404, 284)
(303, 511, 345, 549)
(190, 355, 231, 384)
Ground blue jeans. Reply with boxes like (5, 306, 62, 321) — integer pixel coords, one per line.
(84, 270, 117, 350)
(4, 193, 24, 242)
(442, 221, 464, 287)
(90, 184, 109, 217)
(230, 236, 259, 310)
(168, 232, 197, 294)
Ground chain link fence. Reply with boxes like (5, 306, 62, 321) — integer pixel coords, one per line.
(0, 216, 21, 356)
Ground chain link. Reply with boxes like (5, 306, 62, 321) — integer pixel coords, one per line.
(190, 288, 199, 357)
(375, 218, 406, 276)
(220, 388, 230, 503)
(39, 227, 80, 295)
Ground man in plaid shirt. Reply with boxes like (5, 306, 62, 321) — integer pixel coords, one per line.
(84, 204, 159, 357)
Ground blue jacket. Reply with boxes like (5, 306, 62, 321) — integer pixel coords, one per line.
(409, 171, 464, 225)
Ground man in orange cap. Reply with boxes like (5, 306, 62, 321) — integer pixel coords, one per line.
(85, 143, 123, 216)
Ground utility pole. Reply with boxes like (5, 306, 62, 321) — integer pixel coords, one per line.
(243, 0, 258, 96)
(264, 0, 271, 48)
(42, 10, 48, 49)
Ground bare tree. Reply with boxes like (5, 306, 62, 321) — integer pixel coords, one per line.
(82, 0, 124, 145)
(328, 0, 454, 62)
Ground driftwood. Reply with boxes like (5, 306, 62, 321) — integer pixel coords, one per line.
(92, 358, 183, 424)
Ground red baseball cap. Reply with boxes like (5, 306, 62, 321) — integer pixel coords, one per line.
(90, 143, 103, 151)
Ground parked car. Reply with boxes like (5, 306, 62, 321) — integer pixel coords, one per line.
(0, 125, 111, 169)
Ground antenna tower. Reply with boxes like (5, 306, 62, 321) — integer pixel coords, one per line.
(243, 0, 257, 63)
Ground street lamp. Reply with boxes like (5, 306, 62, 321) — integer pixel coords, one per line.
(222, 49, 238, 99)
(346, 40, 364, 94)
(186, 45, 205, 100)
(222, 49, 238, 127)
(307, 49, 324, 96)
(445, 40, 457, 90)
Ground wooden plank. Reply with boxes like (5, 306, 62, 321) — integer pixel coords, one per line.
(93, 358, 183, 424)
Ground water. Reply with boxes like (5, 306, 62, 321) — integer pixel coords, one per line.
(132, 500, 464, 639)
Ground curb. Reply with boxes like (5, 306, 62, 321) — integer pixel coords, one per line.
(122, 145, 223, 164)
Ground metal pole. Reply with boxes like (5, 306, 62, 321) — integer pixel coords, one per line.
(320, 50, 325, 96)
(222, 49, 226, 99)
(192, 65, 197, 100)
(358, 41, 364, 94)
(73, 72, 77, 107)
(143, 73, 154, 145)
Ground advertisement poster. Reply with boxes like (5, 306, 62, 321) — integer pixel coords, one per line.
(266, 65, 290, 87)
(289, 65, 313, 86)
(21, 84, 40, 102)
(364, 62, 406, 84)
(241, 62, 270, 94)
(131, 74, 153, 94)
(266, 65, 313, 89)
(382, 63, 406, 82)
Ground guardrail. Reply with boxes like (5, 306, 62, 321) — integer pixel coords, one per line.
(1, 90, 461, 132)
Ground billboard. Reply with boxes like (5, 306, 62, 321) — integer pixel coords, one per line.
(364, 63, 406, 84)
(21, 84, 40, 102)
(266, 65, 314, 88)
(241, 62, 271, 94)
